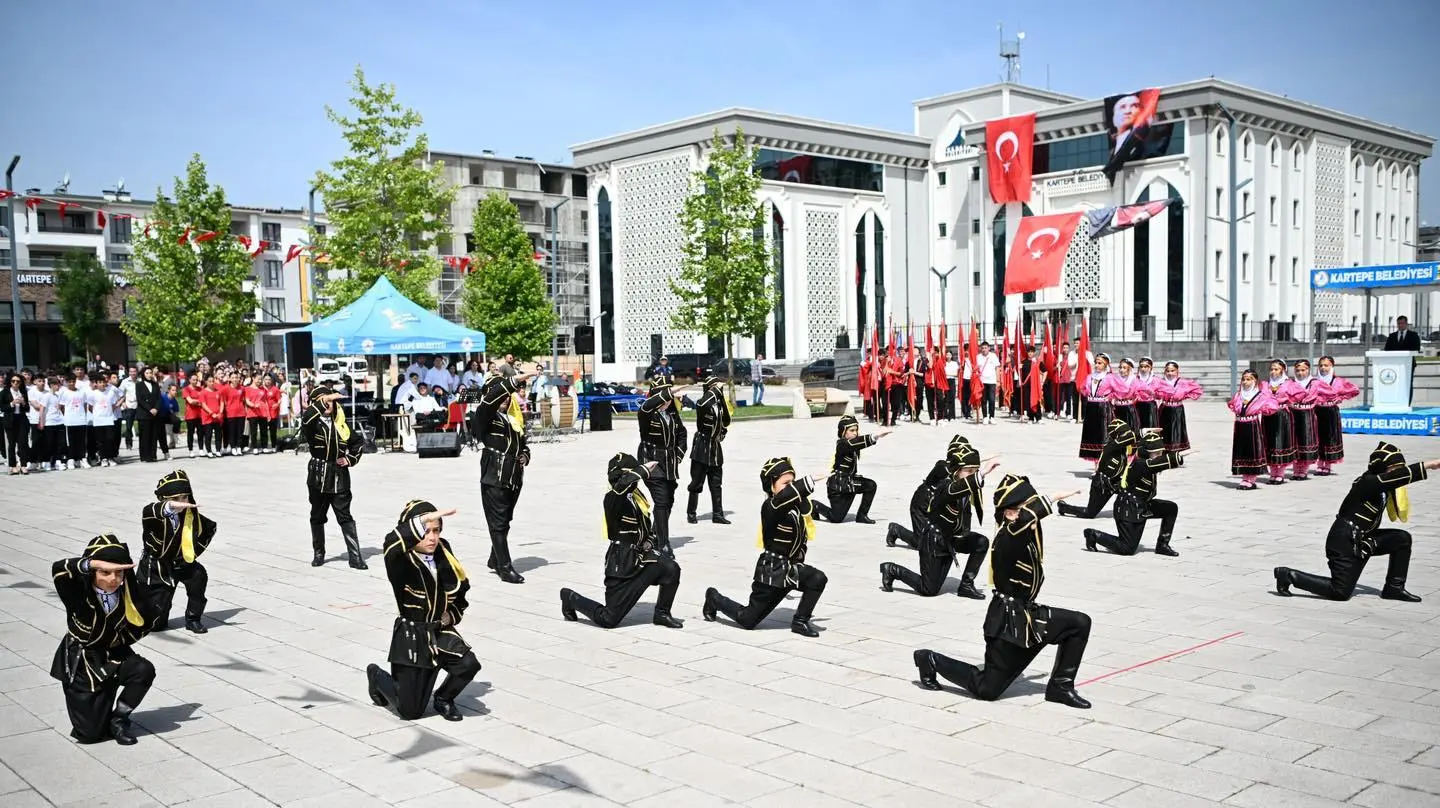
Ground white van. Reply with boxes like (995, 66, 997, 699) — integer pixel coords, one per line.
(315, 357, 374, 393)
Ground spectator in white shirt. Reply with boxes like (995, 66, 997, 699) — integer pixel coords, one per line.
(974, 342, 1000, 424)
(26, 378, 46, 471)
(423, 357, 454, 392)
(460, 360, 485, 390)
(43, 377, 64, 470)
(405, 358, 428, 382)
(943, 352, 960, 421)
(87, 376, 120, 467)
(394, 373, 420, 408)
(119, 367, 139, 451)
(59, 377, 91, 469)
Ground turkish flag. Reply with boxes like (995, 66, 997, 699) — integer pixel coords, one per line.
(194, 230, 219, 243)
(96, 210, 106, 230)
(985, 113, 1035, 204)
(285, 244, 304, 263)
(1004, 212, 1084, 295)
(1076, 317, 1092, 388)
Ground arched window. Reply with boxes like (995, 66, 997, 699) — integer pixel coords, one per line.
(855, 218, 867, 348)
(1241, 132, 1252, 161)
(1131, 184, 1186, 331)
(992, 205, 1034, 335)
(1215, 127, 1225, 155)
(1269, 139, 1279, 166)
(597, 187, 615, 363)
(772, 207, 786, 359)
(873, 216, 885, 336)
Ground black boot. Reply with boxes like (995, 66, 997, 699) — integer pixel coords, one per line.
(956, 573, 985, 600)
(1288, 569, 1337, 598)
(711, 491, 730, 524)
(1057, 501, 1081, 518)
(432, 696, 463, 721)
(855, 513, 877, 525)
(686, 491, 699, 524)
(913, 649, 941, 690)
(109, 702, 138, 745)
(559, 588, 578, 621)
(791, 617, 819, 637)
(1083, 528, 1099, 551)
(366, 663, 394, 707)
(495, 565, 525, 584)
(310, 523, 326, 567)
(1046, 632, 1092, 709)
(1155, 535, 1179, 557)
(1381, 577, 1422, 602)
(343, 526, 367, 570)
(1045, 679, 1092, 709)
(1274, 567, 1293, 596)
(702, 587, 720, 622)
(652, 610, 684, 629)
(184, 614, 208, 634)
(885, 522, 900, 547)
(879, 562, 897, 592)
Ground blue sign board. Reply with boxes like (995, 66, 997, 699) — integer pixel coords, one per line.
(1341, 410, 1440, 436)
(1311, 262, 1440, 291)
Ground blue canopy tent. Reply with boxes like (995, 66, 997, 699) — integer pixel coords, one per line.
(1309, 261, 1440, 436)
(297, 276, 486, 356)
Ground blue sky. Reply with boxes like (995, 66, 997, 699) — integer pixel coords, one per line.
(4, 0, 1438, 225)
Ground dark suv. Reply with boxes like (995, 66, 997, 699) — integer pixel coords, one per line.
(801, 358, 835, 380)
(709, 358, 782, 383)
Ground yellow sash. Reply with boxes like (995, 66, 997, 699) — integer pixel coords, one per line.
(756, 513, 815, 548)
(601, 488, 652, 540)
(442, 545, 468, 582)
(724, 395, 734, 416)
(1387, 488, 1410, 523)
(333, 405, 351, 441)
(180, 509, 196, 564)
(122, 586, 144, 627)
(506, 395, 525, 435)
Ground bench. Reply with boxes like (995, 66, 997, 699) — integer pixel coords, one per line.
(804, 385, 849, 417)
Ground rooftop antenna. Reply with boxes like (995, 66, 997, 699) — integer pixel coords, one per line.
(56, 171, 71, 194)
(998, 23, 1023, 84)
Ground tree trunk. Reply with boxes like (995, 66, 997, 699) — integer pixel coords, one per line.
(726, 335, 735, 406)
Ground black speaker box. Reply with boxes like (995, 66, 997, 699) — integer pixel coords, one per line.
(285, 330, 315, 369)
(589, 399, 613, 431)
(416, 431, 463, 458)
(574, 324, 595, 354)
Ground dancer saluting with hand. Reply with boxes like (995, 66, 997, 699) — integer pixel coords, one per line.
(913, 478, 1093, 709)
(138, 470, 218, 633)
(637, 373, 687, 555)
(685, 372, 731, 526)
(302, 383, 367, 569)
(474, 364, 537, 584)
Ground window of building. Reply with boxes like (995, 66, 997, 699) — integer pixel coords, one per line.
(993, 205, 1033, 334)
(773, 207, 789, 359)
(579, 210, 589, 235)
(1390, 215, 1396, 239)
(871, 216, 883, 348)
(314, 224, 326, 237)
(0, 205, 8, 230)
(1215, 127, 1225, 155)
(1167, 194, 1185, 330)
(937, 222, 947, 238)
(261, 222, 282, 244)
(755, 148, 884, 192)
(539, 172, 565, 196)
(1391, 167, 1398, 190)
(515, 201, 540, 225)
(503, 167, 518, 189)
(1376, 163, 1385, 187)
(65, 213, 88, 232)
(264, 260, 283, 288)
(970, 166, 980, 182)
(1405, 170, 1413, 192)
(1270, 140, 1279, 166)
(1354, 160, 1362, 183)
(47, 302, 64, 321)
(1215, 188, 1224, 215)
(1291, 257, 1299, 285)
(262, 297, 286, 323)
(110, 216, 132, 244)
(1404, 216, 1411, 240)
(1268, 255, 1276, 284)
(1241, 133, 1251, 161)
(1269, 196, 1277, 225)
(597, 188, 615, 364)
(1292, 199, 1301, 228)
(1241, 252, 1250, 282)
(1031, 126, 1183, 175)
(1353, 210, 1361, 236)
(854, 218, 868, 345)
(971, 219, 980, 235)
(1242, 191, 1251, 217)
(1375, 212, 1382, 238)
(1215, 250, 1223, 281)
(0, 302, 37, 321)
(937, 171, 947, 187)
(572, 174, 587, 198)
(1292, 144, 1302, 170)
(1134, 198, 1149, 331)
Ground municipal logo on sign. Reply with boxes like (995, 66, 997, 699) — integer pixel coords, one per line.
(361, 339, 375, 354)
(461, 337, 474, 351)
(1380, 368, 1397, 385)
(382, 308, 419, 330)
(336, 338, 346, 353)
(1313, 271, 1329, 288)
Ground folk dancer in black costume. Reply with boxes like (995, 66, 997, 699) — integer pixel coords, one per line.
(52, 534, 157, 745)
(1058, 419, 1136, 519)
(302, 384, 367, 569)
(561, 453, 685, 629)
(891, 434, 973, 545)
(137, 470, 218, 633)
(811, 414, 890, 524)
(1083, 430, 1185, 557)
(686, 373, 732, 525)
(1274, 442, 1440, 602)
(367, 500, 481, 721)
(704, 458, 830, 637)
(637, 372, 687, 555)
(881, 437, 1001, 598)
(913, 476, 1093, 708)
(473, 365, 537, 584)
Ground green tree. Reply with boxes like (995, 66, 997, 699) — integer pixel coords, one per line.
(460, 192, 556, 358)
(670, 127, 775, 395)
(311, 66, 454, 315)
(123, 154, 256, 364)
(53, 252, 113, 361)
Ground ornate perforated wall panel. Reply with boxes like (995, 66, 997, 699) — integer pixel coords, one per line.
(616, 153, 693, 362)
(1063, 231, 1102, 301)
(1310, 142, 1346, 323)
(805, 207, 841, 357)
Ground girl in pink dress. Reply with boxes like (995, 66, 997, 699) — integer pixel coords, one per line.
(1313, 355, 1360, 476)
(1263, 360, 1300, 484)
(1155, 361, 1203, 452)
(1288, 359, 1324, 480)
(1230, 369, 1280, 490)
(1133, 357, 1161, 430)
(1077, 354, 1114, 462)
(1107, 358, 1141, 438)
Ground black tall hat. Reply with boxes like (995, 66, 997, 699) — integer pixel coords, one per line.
(154, 469, 195, 502)
(946, 435, 980, 469)
(992, 473, 1038, 520)
(760, 457, 796, 492)
(608, 452, 642, 485)
(837, 414, 859, 437)
(1369, 441, 1406, 474)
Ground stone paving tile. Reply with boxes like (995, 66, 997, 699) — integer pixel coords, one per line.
(2, 404, 1438, 806)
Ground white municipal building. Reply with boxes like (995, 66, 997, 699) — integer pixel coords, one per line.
(572, 78, 1433, 380)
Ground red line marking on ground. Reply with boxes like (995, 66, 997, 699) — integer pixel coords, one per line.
(329, 603, 371, 610)
(1078, 631, 1245, 687)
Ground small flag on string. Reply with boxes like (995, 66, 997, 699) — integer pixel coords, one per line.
(285, 244, 303, 264)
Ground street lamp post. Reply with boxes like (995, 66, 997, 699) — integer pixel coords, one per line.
(929, 265, 957, 326)
(6, 155, 21, 369)
(306, 185, 318, 320)
(1214, 104, 1250, 393)
(548, 197, 569, 374)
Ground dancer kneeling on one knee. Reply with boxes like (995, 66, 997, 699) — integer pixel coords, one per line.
(913, 476, 1094, 709)
(811, 415, 890, 525)
(882, 436, 1000, 599)
(705, 458, 830, 637)
(561, 453, 684, 629)
(1083, 430, 1187, 557)
(367, 500, 481, 722)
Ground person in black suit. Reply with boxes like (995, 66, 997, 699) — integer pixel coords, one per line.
(135, 367, 162, 463)
(1384, 316, 1422, 405)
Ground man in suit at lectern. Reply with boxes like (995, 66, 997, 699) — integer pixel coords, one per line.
(1384, 316, 1422, 404)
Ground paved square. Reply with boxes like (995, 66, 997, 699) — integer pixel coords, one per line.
(2, 401, 1438, 807)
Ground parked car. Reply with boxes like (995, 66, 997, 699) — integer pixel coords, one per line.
(801, 358, 835, 381)
(316, 356, 375, 393)
(709, 358, 783, 384)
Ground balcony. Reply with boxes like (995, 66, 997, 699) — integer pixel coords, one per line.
(37, 221, 105, 236)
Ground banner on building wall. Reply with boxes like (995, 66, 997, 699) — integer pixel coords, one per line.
(985, 113, 1035, 203)
(1085, 198, 1173, 239)
(1101, 88, 1176, 182)
(1004, 212, 1084, 295)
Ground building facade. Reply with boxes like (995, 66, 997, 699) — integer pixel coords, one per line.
(1, 184, 323, 369)
(572, 109, 930, 381)
(921, 79, 1435, 343)
(429, 151, 590, 353)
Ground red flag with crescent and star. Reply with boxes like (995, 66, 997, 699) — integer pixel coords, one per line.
(1004, 212, 1084, 295)
(985, 113, 1036, 204)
